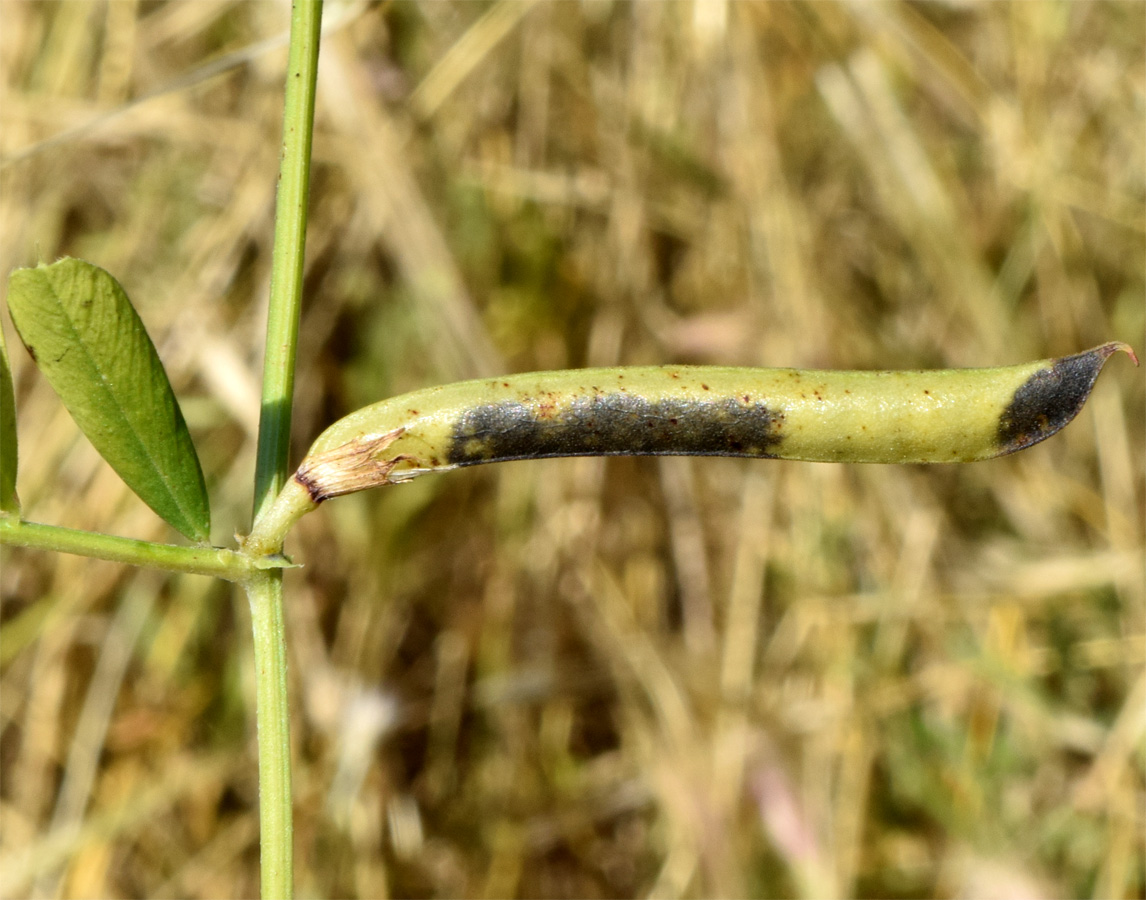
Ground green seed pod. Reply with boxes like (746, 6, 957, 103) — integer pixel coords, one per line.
(242, 342, 1134, 557)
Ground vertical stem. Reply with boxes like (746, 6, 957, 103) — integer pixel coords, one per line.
(247, 572, 293, 900)
(249, 2, 322, 898)
(253, 0, 324, 522)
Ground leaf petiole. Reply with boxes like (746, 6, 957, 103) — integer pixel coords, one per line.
(0, 515, 274, 582)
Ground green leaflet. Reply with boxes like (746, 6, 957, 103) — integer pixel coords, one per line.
(6, 258, 210, 542)
(0, 322, 17, 514)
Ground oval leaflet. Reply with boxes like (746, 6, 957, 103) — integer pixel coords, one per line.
(6, 258, 211, 542)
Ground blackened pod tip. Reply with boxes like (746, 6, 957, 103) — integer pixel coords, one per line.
(996, 342, 1137, 456)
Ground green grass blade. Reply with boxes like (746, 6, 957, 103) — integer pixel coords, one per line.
(0, 321, 18, 514)
(6, 258, 210, 542)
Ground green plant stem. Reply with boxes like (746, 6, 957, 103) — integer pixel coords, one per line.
(245, 571, 293, 900)
(245, 478, 317, 559)
(247, 2, 322, 897)
(252, 0, 323, 524)
(0, 515, 256, 581)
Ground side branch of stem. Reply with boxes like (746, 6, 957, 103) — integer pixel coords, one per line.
(0, 515, 257, 582)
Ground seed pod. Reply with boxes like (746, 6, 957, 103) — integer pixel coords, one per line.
(241, 343, 1135, 556)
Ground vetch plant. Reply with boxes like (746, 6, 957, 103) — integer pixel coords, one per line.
(0, 3, 1139, 899)
(4, 2, 323, 896)
(2, 263, 1137, 899)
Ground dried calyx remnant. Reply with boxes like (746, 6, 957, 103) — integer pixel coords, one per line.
(293, 428, 409, 502)
(242, 342, 1135, 556)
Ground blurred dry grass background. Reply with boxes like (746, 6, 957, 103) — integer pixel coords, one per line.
(1, 1, 1143, 897)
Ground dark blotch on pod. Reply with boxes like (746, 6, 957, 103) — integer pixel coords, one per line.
(997, 344, 1123, 455)
(447, 394, 784, 465)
